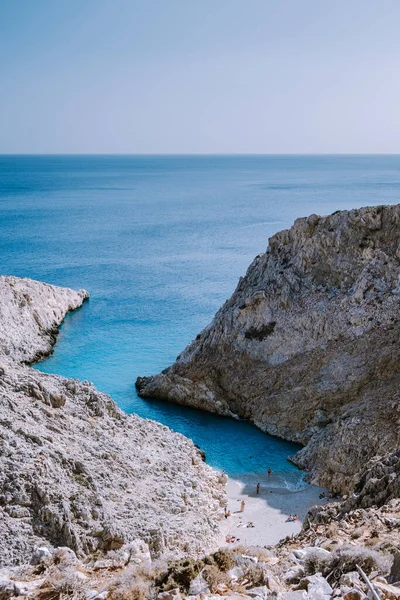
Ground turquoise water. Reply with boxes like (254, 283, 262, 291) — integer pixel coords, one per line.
(1, 155, 399, 484)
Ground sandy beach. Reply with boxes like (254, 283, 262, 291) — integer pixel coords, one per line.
(219, 474, 327, 548)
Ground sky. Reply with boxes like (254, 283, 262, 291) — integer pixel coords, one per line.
(0, 0, 399, 154)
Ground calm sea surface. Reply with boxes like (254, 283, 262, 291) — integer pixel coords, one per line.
(1, 155, 399, 486)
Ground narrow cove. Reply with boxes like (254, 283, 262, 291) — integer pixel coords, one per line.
(36, 301, 305, 488)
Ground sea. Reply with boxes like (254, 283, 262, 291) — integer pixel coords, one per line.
(1, 155, 399, 488)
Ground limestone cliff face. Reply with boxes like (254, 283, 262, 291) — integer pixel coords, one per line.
(137, 205, 400, 494)
(0, 276, 89, 363)
(0, 277, 225, 567)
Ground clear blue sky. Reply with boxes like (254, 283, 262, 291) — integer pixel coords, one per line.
(1, 0, 399, 154)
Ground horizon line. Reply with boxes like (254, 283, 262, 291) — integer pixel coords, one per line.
(1, 152, 400, 157)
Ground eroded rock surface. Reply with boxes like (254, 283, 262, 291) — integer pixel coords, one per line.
(136, 205, 400, 494)
(0, 277, 225, 567)
(2, 498, 399, 600)
(0, 276, 89, 362)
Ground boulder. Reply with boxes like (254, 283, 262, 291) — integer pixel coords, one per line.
(302, 574, 332, 600)
(188, 571, 210, 596)
(285, 565, 306, 583)
(293, 548, 332, 562)
(30, 546, 53, 565)
(247, 586, 269, 600)
(227, 566, 244, 580)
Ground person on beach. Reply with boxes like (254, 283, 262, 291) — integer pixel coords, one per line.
(240, 500, 245, 512)
(256, 483, 260, 494)
(267, 467, 271, 479)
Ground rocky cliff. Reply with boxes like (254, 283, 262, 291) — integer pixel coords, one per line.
(0, 276, 89, 363)
(136, 204, 400, 494)
(0, 276, 225, 568)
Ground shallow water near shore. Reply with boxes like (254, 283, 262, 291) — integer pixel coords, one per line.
(1, 154, 399, 485)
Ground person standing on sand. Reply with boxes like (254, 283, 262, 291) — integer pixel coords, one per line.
(256, 483, 260, 494)
(240, 500, 245, 512)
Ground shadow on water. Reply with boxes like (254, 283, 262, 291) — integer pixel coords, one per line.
(130, 394, 305, 480)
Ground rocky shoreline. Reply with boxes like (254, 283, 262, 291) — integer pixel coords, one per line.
(0, 276, 226, 568)
(136, 204, 400, 495)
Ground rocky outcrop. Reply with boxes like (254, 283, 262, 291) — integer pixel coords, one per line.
(343, 450, 400, 511)
(0, 277, 225, 567)
(136, 205, 400, 494)
(0, 276, 89, 362)
(3, 496, 399, 600)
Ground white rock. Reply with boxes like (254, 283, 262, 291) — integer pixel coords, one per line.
(13, 578, 46, 596)
(293, 547, 332, 561)
(247, 586, 269, 599)
(285, 565, 305, 582)
(31, 546, 52, 565)
(87, 591, 109, 600)
(278, 592, 309, 600)
(227, 566, 244, 580)
(304, 574, 333, 600)
(188, 571, 210, 596)
(241, 554, 259, 564)
(340, 572, 361, 588)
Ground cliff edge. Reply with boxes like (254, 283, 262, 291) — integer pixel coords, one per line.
(137, 204, 400, 494)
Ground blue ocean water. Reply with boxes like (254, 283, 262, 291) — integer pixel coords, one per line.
(1, 155, 399, 484)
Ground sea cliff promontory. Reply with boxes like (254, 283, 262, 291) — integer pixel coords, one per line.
(137, 204, 400, 495)
(0, 276, 225, 567)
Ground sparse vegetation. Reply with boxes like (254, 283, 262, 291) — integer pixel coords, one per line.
(304, 545, 391, 577)
(244, 321, 276, 341)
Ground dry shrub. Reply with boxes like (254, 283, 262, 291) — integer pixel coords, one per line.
(212, 549, 235, 572)
(334, 547, 391, 575)
(326, 522, 339, 539)
(231, 544, 248, 555)
(36, 566, 89, 600)
(202, 565, 229, 592)
(244, 564, 266, 587)
(108, 579, 151, 600)
(305, 545, 391, 577)
(157, 558, 205, 592)
(303, 550, 333, 577)
(107, 565, 155, 600)
(350, 527, 365, 540)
